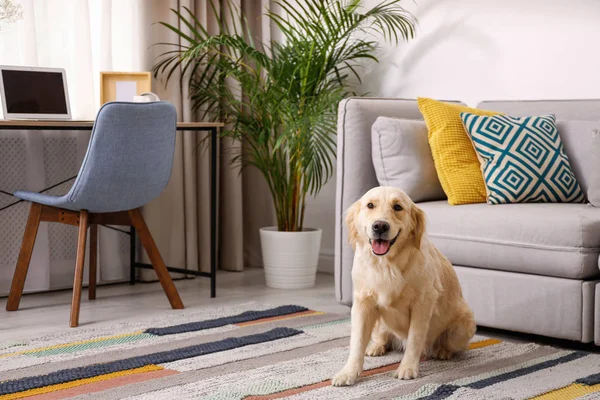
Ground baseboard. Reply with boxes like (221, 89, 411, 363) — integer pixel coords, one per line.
(318, 250, 334, 274)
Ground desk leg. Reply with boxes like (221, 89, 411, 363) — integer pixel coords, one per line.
(130, 226, 136, 285)
(210, 127, 217, 298)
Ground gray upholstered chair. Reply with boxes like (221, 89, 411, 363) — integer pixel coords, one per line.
(6, 101, 184, 327)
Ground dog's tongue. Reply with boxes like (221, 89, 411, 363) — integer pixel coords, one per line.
(372, 239, 390, 255)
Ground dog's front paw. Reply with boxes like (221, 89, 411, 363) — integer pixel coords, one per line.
(365, 342, 387, 357)
(332, 368, 360, 387)
(393, 363, 419, 380)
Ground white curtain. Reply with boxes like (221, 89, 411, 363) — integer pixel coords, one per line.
(0, 0, 152, 295)
(143, 0, 277, 278)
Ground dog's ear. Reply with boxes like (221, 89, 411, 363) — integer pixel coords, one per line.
(411, 204, 426, 250)
(345, 200, 362, 250)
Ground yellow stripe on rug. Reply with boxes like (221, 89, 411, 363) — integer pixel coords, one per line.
(530, 383, 600, 400)
(0, 365, 162, 400)
(469, 338, 502, 350)
(0, 331, 144, 358)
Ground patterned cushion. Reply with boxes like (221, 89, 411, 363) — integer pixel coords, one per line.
(417, 97, 501, 205)
(460, 113, 585, 204)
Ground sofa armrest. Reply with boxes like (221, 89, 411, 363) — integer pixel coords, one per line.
(334, 97, 463, 305)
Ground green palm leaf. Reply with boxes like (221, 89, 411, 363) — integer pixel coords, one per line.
(153, 0, 416, 231)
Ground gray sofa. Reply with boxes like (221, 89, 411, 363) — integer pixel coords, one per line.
(334, 97, 600, 344)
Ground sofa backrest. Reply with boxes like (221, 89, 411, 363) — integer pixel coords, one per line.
(477, 99, 600, 120)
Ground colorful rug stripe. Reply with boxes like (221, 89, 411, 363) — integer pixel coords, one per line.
(26, 333, 153, 358)
(470, 352, 599, 399)
(235, 311, 324, 327)
(467, 338, 501, 350)
(532, 383, 600, 400)
(530, 372, 600, 400)
(28, 369, 179, 400)
(0, 327, 302, 396)
(0, 365, 163, 400)
(145, 305, 308, 336)
(0, 332, 149, 359)
(466, 351, 588, 389)
(419, 384, 460, 400)
(577, 372, 600, 386)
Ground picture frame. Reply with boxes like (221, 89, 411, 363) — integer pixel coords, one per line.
(99, 71, 151, 105)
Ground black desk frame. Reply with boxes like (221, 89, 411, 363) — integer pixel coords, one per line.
(0, 123, 218, 298)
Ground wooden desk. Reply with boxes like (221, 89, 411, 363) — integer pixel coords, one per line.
(0, 120, 223, 130)
(0, 119, 224, 297)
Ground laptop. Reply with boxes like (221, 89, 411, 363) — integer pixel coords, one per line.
(0, 65, 72, 120)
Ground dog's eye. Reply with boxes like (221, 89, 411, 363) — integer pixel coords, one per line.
(367, 202, 374, 209)
(393, 204, 403, 211)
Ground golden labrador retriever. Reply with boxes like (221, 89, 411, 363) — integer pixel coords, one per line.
(332, 186, 476, 386)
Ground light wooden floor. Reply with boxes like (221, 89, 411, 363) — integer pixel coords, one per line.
(0, 269, 350, 342)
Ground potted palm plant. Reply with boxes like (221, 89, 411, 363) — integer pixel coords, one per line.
(154, 0, 416, 288)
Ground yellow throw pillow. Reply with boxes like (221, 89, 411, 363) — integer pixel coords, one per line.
(417, 97, 501, 205)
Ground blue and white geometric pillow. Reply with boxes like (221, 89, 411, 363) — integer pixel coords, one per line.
(460, 113, 585, 204)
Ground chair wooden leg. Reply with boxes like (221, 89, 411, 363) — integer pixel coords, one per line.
(89, 224, 97, 300)
(128, 208, 184, 309)
(6, 203, 43, 311)
(70, 210, 89, 328)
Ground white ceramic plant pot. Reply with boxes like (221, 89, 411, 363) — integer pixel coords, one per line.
(259, 227, 322, 289)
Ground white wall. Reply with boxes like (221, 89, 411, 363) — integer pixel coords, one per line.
(361, 0, 600, 106)
(304, 175, 337, 273)
(307, 0, 600, 273)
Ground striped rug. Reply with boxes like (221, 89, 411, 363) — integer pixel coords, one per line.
(1, 303, 599, 399)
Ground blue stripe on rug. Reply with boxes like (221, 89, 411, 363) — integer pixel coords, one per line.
(419, 384, 460, 399)
(576, 372, 600, 386)
(0, 327, 302, 396)
(144, 305, 309, 336)
(466, 351, 589, 389)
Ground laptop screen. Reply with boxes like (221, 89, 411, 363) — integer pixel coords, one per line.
(2, 69, 68, 114)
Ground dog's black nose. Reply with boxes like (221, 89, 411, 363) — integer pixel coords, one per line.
(372, 220, 390, 234)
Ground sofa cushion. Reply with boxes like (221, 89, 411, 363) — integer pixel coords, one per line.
(417, 97, 501, 205)
(418, 201, 600, 279)
(371, 117, 446, 202)
(558, 120, 600, 207)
